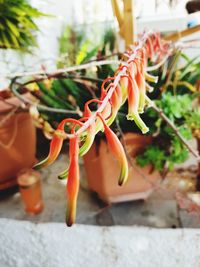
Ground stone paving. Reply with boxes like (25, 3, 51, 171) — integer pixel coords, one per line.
(0, 154, 199, 228)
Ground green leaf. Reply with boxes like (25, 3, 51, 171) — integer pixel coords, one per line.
(5, 19, 19, 37)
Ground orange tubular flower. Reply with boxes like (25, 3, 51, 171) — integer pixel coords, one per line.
(145, 36, 154, 60)
(79, 100, 100, 156)
(98, 113, 128, 186)
(33, 121, 66, 170)
(106, 85, 122, 126)
(100, 77, 115, 100)
(34, 118, 83, 170)
(134, 60, 146, 114)
(66, 132, 80, 227)
(126, 75, 149, 134)
(120, 75, 128, 103)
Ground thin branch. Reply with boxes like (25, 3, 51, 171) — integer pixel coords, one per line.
(20, 74, 104, 88)
(4, 59, 122, 79)
(10, 82, 83, 116)
(151, 103, 200, 161)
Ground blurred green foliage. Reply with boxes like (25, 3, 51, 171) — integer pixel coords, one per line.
(136, 52, 200, 171)
(0, 0, 46, 51)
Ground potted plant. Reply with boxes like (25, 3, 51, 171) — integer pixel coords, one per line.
(12, 29, 200, 223)
(0, 0, 46, 191)
(11, 30, 199, 227)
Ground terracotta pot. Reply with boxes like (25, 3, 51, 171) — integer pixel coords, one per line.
(0, 112, 36, 190)
(83, 133, 161, 203)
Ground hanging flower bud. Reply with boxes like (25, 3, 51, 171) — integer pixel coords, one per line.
(120, 75, 128, 103)
(145, 72, 158, 83)
(98, 113, 128, 186)
(106, 85, 122, 126)
(66, 134, 80, 227)
(33, 121, 65, 170)
(79, 125, 96, 156)
(79, 100, 100, 156)
(134, 60, 146, 114)
(34, 119, 83, 170)
(126, 75, 149, 134)
(58, 168, 68, 180)
(145, 36, 154, 60)
(95, 101, 112, 133)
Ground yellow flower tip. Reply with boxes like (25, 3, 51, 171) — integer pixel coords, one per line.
(118, 172, 129, 186)
(138, 108, 144, 114)
(148, 88, 154, 93)
(33, 164, 40, 170)
(118, 177, 127, 186)
(66, 206, 75, 227)
(118, 161, 129, 186)
(127, 112, 149, 134)
(141, 126, 149, 134)
(126, 114, 134, 121)
(58, 169, 68, 180)
(33, 158, 49, 170)
(66, 219, 73, 227)
(118, 180, 123, 186)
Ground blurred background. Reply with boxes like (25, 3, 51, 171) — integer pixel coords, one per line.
(0, 2, 200, 265)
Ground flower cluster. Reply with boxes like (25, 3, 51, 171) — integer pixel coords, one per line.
(34, 32, 170, 226)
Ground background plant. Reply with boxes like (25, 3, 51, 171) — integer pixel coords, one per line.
(0, 0, 46, 51)
(136, 52, 200, 171)
(17, 24, 118, 134)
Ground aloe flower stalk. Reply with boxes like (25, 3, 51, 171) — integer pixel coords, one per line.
(31, 31, 171, 226)
(98, 113, 128, 186)
(66, 133, 80, 227)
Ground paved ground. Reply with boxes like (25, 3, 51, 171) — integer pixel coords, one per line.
(0, 154, 199, 228)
